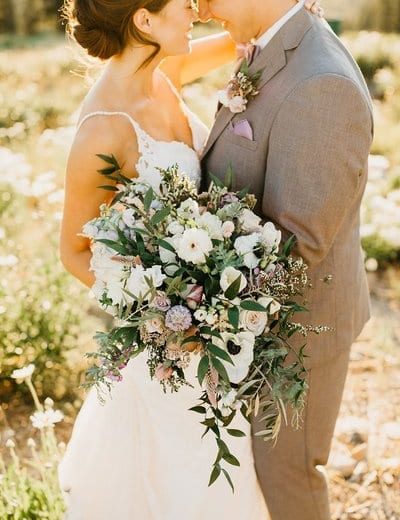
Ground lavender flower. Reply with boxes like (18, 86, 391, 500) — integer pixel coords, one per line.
(165, 305, 192, 331)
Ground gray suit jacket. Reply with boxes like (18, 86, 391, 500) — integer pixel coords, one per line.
(201, 9, 374, 368)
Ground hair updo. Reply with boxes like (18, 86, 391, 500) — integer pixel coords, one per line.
(63, 0, 171, 61)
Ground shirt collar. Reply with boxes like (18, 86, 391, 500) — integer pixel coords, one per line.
(254, 1, 305, 50)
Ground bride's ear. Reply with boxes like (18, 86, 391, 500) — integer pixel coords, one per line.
(132, 8, 153, 35)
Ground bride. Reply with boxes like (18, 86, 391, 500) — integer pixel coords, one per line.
(58, 0, 319, 518)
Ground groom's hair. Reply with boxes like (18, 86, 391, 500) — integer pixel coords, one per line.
(63, 0, 171, 63)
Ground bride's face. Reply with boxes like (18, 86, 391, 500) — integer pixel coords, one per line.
(149, 0, 198, 57)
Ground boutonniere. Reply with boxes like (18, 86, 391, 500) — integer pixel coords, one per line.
(217, 60, 263, 114)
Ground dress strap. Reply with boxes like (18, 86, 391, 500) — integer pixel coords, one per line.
(76, 111, 147, 153)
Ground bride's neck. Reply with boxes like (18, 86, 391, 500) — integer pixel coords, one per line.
(103, 45, 163, 100)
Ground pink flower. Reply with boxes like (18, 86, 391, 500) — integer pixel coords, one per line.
(186, 284, 204, 309)
(155, 364, 173, 381)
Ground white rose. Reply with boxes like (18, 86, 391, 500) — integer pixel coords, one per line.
(239, 209, 261, 232)
(197, 212, 223, 240)
(220, 267, 247, 294)
(228, 96, 248, 113)
(221, 221, 235, 238)
(176, 228, 213, 265)
(239, 302, 269, 336)
(260, 222, 282, 253)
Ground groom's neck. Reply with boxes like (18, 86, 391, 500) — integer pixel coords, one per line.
(252, 0, 298, 40)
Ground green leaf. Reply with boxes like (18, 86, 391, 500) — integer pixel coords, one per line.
(282, 234, 297, 257)
(211, 357, 230, 383)
(95, 238, 128, 255)
(224, 274, 242, 300)
(189, 405, 206, 414)
(158, 239, 176, 253)
(151, 207, 170, 226)
(227, 428, 246, 437)
(96, 153, 120, 167)
(96, 185, 119, 191)
(144, 187, 154, 211)
(222, 452, 240, 467)
(208, 465, 221, 486)
(224, 164, 234, 190)
(207, 172, 224, 189)
(221, 469, 235, 493)
(237, 186, 249, 199)
(207, 343, 234, 365)
(197, 356, 210, 386)
(240, 300, 267, 312)
(228, 307, 239, 329)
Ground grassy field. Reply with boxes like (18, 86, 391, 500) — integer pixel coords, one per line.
(0, 26, 399, 519)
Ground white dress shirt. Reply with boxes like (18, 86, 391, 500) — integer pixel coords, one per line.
(254, 0, 305, 49)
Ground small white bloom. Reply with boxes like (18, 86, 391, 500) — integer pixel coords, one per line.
(194, 308, 208, 322)
(176, 228, 213, 265)
(6, 439, 15, 449)
(126, 265, 166, 301)
(121, 208, 136, 227)
(197, 212, 224, 240)
(11, 364, 35, 379)
(218, 90, 247, 113)
(30, 409, 64, 430)
(220, 267, 247, 295)
(27, 438, 36, 448)
(166, 220, 184, 236)
(221, 221, 235, 238)
(205, 312, 218, 325)
(44, 397, 54, 409)
(177, 198, 200, 219)
(260, 222, 281, 253)
(220, 389, 238, 408)
(239, 209, 261, 232)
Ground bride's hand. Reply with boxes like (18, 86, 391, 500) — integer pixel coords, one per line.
(304, 0, 324, 17)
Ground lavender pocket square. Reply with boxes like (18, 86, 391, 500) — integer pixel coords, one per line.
(231, 119, 254, 141)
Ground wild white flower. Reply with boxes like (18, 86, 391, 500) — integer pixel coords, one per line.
(176, 228, 213, 265)
(6, 439, 15, 449)
(221, 221, 235, 238)
(177, 198, 200, 220)
(220, 266, 247, 294)
(27, 438, 36, 448)
(260, 222, 281, 253)
(0, 255, 19, 267)
(239, 209, 261, 232)
(11, 364, 35, 379)
(197, 212, 224, 240)
(30, 409, 64, 430)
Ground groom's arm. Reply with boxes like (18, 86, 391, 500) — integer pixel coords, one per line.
(261, 73, 373, 268)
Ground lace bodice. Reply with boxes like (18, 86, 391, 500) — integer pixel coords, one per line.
(76, 102, 209, 192)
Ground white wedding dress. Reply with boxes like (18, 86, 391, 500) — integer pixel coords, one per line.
(58, 95, 269, 519)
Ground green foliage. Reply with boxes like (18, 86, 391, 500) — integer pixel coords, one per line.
(362, 234, 399, 264)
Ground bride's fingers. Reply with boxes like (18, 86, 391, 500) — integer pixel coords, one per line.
(304, 1, 324, 17)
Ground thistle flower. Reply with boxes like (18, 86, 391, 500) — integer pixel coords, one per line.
(165, 305, 192, 332)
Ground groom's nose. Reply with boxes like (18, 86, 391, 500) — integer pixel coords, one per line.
(197, 0, 212, 22)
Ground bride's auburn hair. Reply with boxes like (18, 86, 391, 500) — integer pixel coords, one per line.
(63, 0, 171, 61)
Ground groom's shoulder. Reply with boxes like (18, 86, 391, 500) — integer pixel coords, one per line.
(293, 16, 361, 83)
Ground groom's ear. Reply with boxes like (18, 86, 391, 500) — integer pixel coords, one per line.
(133, 8, 153, 35)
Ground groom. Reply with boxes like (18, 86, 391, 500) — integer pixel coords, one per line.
(199, 0, 374, 518)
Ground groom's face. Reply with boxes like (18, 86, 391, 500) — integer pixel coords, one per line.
(198, 0, 255, 43)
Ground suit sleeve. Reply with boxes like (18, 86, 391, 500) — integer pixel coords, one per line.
(261, 73, 373, 268)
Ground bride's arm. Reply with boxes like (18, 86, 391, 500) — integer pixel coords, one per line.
(161, 0, 324, 89)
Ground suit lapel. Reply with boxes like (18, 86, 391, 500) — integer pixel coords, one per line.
(201, 9, 314, 160)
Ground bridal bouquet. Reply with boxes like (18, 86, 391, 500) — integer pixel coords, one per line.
(82, 156, 327, 489)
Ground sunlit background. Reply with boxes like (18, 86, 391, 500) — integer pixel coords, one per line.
(0, 1, 399, 518)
